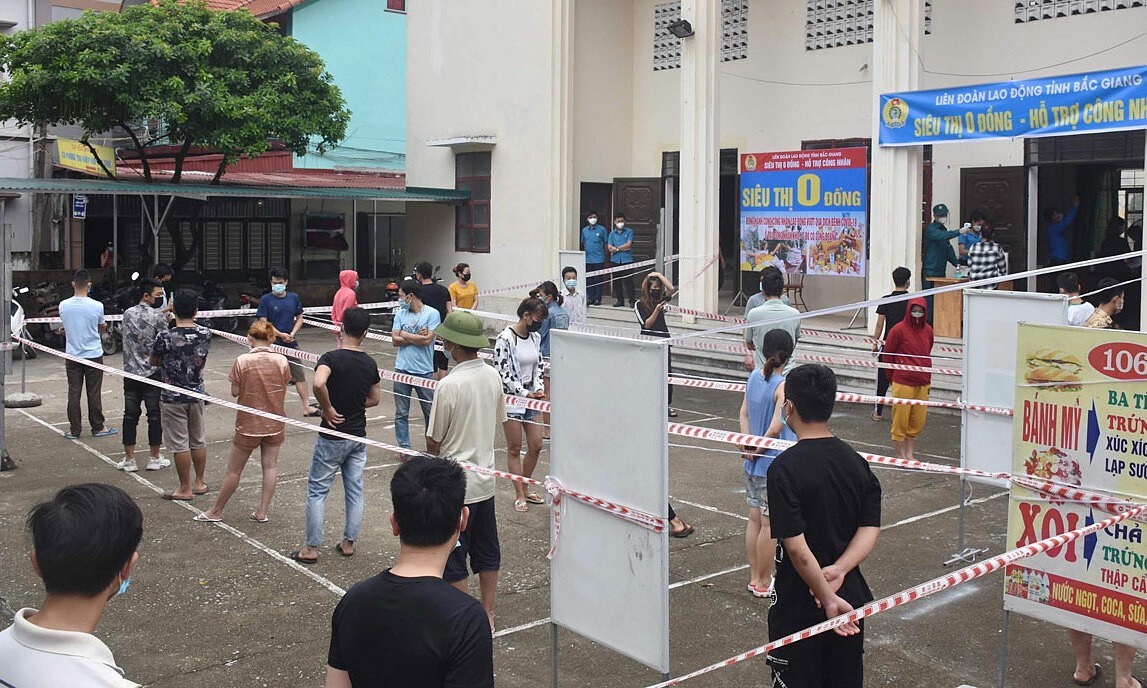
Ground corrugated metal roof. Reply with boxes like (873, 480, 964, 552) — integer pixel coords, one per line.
(0, 178, 468, 203)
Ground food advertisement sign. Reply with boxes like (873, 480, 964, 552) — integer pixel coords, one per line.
(739, 147, 867, 278)
(1004, 324, 1147, 649)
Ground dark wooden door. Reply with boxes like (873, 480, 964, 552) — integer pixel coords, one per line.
(578, 182, 612, 231)
(961, 166, 1027, 289)
(612, 178, 662, 263)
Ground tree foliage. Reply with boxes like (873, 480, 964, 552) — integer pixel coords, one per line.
(0, 0, 350, 184)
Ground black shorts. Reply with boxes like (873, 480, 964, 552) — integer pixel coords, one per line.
(434, 349, 449, 372)
(444, 497, 500, 581)
(765, 614, 865, 688)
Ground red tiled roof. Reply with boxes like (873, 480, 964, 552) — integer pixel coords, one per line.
(145, 0, 303, 16)
(113, 163, 407, 191)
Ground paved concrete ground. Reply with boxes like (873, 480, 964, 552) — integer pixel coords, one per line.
(0, 328, 1129, 687)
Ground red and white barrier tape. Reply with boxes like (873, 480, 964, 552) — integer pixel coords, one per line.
(476, 255, 681, 298)
(1012, 475, 1147, 521)
(23, 299, 401, 325)
(646, 503, 1147, 688)
(796, 353, 961, 376)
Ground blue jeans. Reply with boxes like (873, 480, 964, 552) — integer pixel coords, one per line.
(393, 371, 434, 449)
(305, 436, 367, 547)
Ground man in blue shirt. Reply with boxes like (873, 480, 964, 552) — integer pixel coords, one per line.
(579, 211, 607, 306)
(391, 279, 441, 454)
(58, 269, 116, 440)
(608, 213, 636, 307)
(1045, 195, 1081, 266)
(257, 268, 318, 416)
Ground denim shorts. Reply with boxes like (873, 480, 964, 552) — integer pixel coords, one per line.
(507, 408, 539, 422)
(745, 473, 769, 515)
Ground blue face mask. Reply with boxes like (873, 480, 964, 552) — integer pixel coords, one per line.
(271, 283, 287, 295)
(565, 279, 577, 290)
(116, 577, 131, 597)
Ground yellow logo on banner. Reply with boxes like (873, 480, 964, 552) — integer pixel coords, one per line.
(57, 139, 115, 177)
(882, 97, 908, 129)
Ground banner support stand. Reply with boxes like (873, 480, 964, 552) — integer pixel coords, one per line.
(944, 478, 988, 566)
(551, 622, 559, 688)
(997, 609, 1010, 688)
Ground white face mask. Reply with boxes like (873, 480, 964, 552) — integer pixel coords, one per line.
(444, 342, 455, 362)
(587, 217, 597, 225)
(911, 309, 925, 319)
(937, 217, 948, 226)
(615, 222, 625, 230)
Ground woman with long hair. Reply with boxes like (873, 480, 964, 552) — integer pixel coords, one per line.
(449, 262, 479, 310)
(634, 271, 678, 417)
(738, 329, 797, 597)
(194, 321, 291, 523)
(494, 297, 547, 512)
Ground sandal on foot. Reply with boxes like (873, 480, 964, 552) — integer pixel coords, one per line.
(249, 513, 269, 523)
(192, 513, 222, 523)
(1073, 664, 1102, 687)
(670, 523, 695, 538)
(525, 492, 545, 505)
(747, 583, 771, 598)
(162, 492, 193, 501)
(289, 550, 318, 565)
(334, 542, 354, 557)
(192, 485, 210, 496)
(514, 499, 528, 512)
(304, 404, 322, 417)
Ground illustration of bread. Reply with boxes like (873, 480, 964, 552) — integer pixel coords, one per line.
(1024, 349, 1083, 391)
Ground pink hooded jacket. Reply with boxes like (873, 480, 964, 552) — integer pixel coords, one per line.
(331, 270, 359, 325)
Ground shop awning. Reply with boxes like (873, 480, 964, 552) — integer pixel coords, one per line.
(0, 177, 469, 203)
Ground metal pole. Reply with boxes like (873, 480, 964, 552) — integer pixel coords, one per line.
(1, 200, 12, 471)
(997, 609, 1010, 688)
(152, 195, 159, 265)
(112, 194, 118, 278)
(550, 622, 559, 688)
(957, 477, 966, 552)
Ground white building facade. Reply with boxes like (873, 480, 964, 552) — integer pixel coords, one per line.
(406, 0, 1146, 313)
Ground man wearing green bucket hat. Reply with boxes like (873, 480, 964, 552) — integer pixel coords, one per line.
(426, 311, 506, 631)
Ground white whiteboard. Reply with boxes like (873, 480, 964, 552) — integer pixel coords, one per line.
(549, 329, 670, 673)
(558, 250, 586, 290)
(961, 290, 1068, 486)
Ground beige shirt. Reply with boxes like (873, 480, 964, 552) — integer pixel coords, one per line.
(0, 608, 139, 688)
(228, 347, 291, 436)
(1084, 309, 1115, 329)
(427, 358, 508, 503)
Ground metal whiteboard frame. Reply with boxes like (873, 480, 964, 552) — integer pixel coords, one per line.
(961, 289, 1068, 487)
(549, 329, 670, 673)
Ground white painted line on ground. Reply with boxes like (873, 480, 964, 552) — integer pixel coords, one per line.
(668, 563, 750, 590)
(493, 616, 552, 639)
(18, 408, 348, 597)
(846, 437, 957, 464)
(881, 491, 1007, 530)
(896, 580, 982, 621)
(250, 461, 402, 490)
(670, 496, 749, 522)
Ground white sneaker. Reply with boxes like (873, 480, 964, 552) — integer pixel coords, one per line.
(146, 456, 172, 471)
(115, 458, 139, 473)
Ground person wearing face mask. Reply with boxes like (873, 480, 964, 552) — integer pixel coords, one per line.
(257, 268, 317, 416)
(966, 225, 1007, 287)
(635, 271, 679, 416)
(958, 210, 987, 267)
(580, 211, 608, 306)
(330, 270, 359, 348)
(494, 297, 547, 512)
(561, 266, 586, 325)
(608, 213, 636, 307)
(448, 262, 479, 310)
(1084, 278, 1125, 329)
(391, 280, 441, 455)
(882, 297, 934, 461)
(0, 483, 144, 688)
(426, 311, 506, 631)
(922, 204, 968, 315)
(534, 281, 569, 439)
(117, 278, 171, 473)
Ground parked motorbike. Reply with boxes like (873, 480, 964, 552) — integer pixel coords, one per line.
(377, 277, 402, 331)
(9, 286, 35, 360)
(237, 276, 269, 333)
(195, 281, 239, 333)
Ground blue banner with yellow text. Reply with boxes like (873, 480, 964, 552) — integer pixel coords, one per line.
(879, 66, 1147, 146)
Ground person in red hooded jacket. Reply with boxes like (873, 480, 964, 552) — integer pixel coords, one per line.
(331, 270, 359, 348)
(882, 297, 933, 461)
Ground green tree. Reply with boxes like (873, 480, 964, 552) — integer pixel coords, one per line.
(0, 0, 350, 184)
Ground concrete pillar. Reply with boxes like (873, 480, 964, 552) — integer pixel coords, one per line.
(869, 0, 923, 304)
(678, 0, 720, 314)
(550, 0, 574, 273)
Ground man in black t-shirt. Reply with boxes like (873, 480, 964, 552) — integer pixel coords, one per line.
(871, 266, 911, 421)
(290, 308, 381, 565)
(766, 364, 882, 688)
(415, 261, 454, 380)
(326, 456, 494, 688)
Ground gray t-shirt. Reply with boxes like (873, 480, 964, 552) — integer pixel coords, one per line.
(121, 302, 167, 376)
(745, 299, 801, 371)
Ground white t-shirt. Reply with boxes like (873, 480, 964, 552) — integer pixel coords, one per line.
(563, 290, 586, 326)
(1067, 301, 1096, 327)
(426, 359, 507, 503)
(513, 335, 541, 401)
(0, 608, 138, 687)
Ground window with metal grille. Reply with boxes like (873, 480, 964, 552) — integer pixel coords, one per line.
(654, 1, 750, 71)
(722, 0, 748, 62)
(1015, 0, 1144, 23)
(248, 222, 266, 271)
(804, 0, 932, 51)
(455, 151, 491, 253)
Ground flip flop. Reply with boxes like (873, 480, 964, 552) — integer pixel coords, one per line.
(289, 550, 318, 565)
(92, 427, 118, 438)
(162, 492, 193, 501)
(1074, 664, 1102, 687)
(192, 513, 222, 523)
(334, 542, 354, 557)
(303, 408, 322, 417)
(670, 523, 695, 539)
(514, 499, 528, 512)
(192, 485, 210, 496)
(249, 513, 269, 523)
(525, 492, 545, 505)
